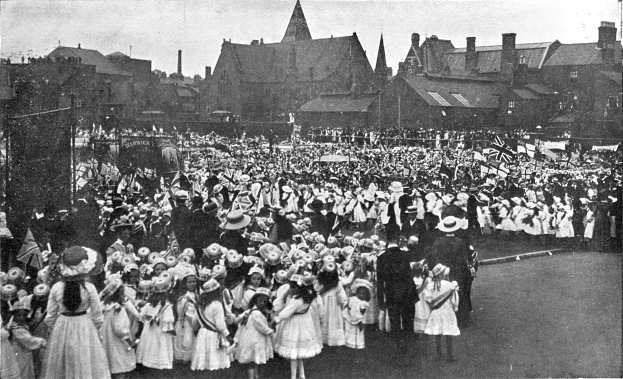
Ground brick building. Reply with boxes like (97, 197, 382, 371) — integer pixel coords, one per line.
(208, 0, 375, 121)
(391, 21, 621, 136)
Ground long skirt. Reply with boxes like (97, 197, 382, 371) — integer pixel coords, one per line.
(43, 315, 111, 379)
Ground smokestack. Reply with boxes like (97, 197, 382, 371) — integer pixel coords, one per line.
(465, 37, 477, 73)
(598, 21, 617, 64)
(501, 33, 517, 76)
(177, 49, 182, 76)
(205, 66, 212, 79)
(411, 33, 420, 48)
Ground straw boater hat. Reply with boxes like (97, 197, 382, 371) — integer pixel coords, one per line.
(99, 277, 123, 301)
(211, 264, 227, 280)
(1, 283, 17, 301)
(33, 283, 50, 298)
(274, 270, 289, 284)
(351, 278, 373, 294)
(223, 209, 251, 230)
(431, 263, 450, 278)
(60, 246, 100, 281)
(201, 278, 221, 293)
(7, 267, 25, 283)
(389, 181, 404, 193)
(437, 216, 464, 233)
(247, 265, 265, 278)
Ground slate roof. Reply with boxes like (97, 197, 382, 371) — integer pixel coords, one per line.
(445, 42, 555, 74)
(298, 93, 377, 113)
(402, 75, 503, 109)
(48, 46, 131, 76)
(226, 35, 369, 83)
(543, 41, 622, 66)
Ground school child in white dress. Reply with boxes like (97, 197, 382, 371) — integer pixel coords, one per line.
(234, 287, 274, 379)
(241, 266, 267, 311)
(8, 298, 46, 379)
(316, 262, 347, 346)
(273, 274, 323, 379)
(100, 277, 137, 379)
(343, 279, 371, 349)
(190, 279, 231, 371)
(422, 264, 460, 362)
(136, 276, 175, 370)
(412, 263, 431, 336)
(173, 271, 199, 362)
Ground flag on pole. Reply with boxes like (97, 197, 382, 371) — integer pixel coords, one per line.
(16, 229, 43, 269)
(487, 136, 517, 163)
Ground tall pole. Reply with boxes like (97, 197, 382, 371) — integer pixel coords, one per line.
(70, 94, 76, 206)
(397, 93, 401, 129)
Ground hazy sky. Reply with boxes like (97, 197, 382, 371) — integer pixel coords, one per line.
(1, 0, 620, 76)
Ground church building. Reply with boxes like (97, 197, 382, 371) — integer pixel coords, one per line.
(208, 0, 377, 121)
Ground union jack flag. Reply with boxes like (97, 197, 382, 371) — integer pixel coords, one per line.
(487, 136, 517, 163)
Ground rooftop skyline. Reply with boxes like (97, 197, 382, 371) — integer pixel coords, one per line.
(1, 0, 620, 77)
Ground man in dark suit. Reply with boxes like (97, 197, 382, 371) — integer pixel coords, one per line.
(426, 210, 472, 328)
(171, 191, 193, 250)
(402, 205, 421, 239)
(309, 199, 330, 238)
(377, 232, 417, 363)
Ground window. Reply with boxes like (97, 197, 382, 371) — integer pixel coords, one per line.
(570, 71, 578, 79)
(508, 100, 516, 109)
(608, 96, 619, 109)
(451, 93, 471, 107)
(427, 91, 451, 106)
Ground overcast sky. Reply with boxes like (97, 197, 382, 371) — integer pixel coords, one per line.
(1, 0, 620, 76)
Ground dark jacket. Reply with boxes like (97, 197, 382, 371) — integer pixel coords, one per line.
(219, 230, 249, 254)
(426, 235, 471, 285)
(376, 246, 417, 307)
(310, 212, 330, 238)
(171, 205, 192, 249)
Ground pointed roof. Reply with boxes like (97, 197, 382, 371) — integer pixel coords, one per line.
(375, 34, 387, 74)
(282, 0, 312, 43)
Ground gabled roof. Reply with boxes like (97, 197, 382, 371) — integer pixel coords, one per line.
(543, 41, 622, 66)
(445, 42, 556, 74)
(298, 93, 377, 113)
(225, 35, 370, 83)
(402, 75, 503, 109)
(282, 0, 312, 43)
(48, 46, 131, 76)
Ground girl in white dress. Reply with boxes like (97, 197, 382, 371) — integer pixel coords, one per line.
(8, 298, 46, 379)
(173, 271, 199, 363)
(190, 279, 231, 371)
(316, 263, 347, 346)
(555, 204, 575, 243)
(136, 276, 175, 370)
(241, 266, 266, 311)
(43, 246, 111, 379)
(343, 279, 371, 349)
(422, 264, 460, 362)
(234, 287, 274, 379)
(412, 263, 431, 335)
(583, 202, 596, 242)
(273, 274, 322, 379)
(100, 277, 136, 378)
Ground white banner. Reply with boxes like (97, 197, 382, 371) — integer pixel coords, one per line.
(540, 140, 567, 150)
(591, 144, 619, 152)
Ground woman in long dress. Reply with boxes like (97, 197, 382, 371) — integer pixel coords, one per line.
(43, 246, 111, 379)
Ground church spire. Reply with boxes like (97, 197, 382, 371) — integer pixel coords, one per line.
(282, 0, 312, 43)
(375, 34, 387, 74)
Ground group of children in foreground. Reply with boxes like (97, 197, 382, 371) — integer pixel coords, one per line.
(1, 239, 461, 379)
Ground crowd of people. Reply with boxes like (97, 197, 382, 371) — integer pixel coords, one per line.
(0, 129, 621, 379)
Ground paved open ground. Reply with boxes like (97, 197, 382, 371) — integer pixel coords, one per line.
(133, 251, 621, 378)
